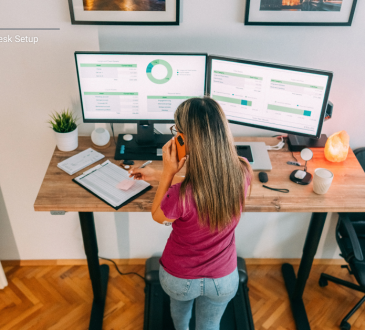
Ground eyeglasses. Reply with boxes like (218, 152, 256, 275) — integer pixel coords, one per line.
(170, 125, 178, 137)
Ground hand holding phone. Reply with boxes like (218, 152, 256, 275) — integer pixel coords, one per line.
(161, 138, 186, 177)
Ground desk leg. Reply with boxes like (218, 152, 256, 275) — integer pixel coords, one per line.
(79, 212, 109, 330)
(282, 212, 327, 330)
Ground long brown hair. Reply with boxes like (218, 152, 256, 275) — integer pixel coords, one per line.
(175, 97, 252, 232)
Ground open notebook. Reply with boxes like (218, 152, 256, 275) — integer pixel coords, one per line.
(73, 160, 151, 210)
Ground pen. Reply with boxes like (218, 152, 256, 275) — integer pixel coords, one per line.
(139, 160, 152, 169)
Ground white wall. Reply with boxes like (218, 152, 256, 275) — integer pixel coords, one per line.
(0, 0, 99, 260)
(1, 0, 364, 261)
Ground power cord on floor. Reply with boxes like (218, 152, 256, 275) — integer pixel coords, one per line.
(99, 256, 146, 281)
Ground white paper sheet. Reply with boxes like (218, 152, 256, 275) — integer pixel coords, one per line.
(74, 160, 150, 208)
(57, 148, 105, 175)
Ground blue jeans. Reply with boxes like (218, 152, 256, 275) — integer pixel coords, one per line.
(159, 266, 239, 330)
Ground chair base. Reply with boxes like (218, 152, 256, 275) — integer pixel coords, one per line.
(319, 273, 365, 329)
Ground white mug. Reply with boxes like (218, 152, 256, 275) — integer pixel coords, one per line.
(313, 168, 334, 195)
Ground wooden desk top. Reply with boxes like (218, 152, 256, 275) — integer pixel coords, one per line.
(34, 137, 365, 213)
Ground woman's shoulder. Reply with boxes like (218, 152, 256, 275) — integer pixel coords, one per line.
(167, 182, 183, 194)
(163, 182, 183, 205)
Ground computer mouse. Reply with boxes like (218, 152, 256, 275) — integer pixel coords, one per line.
(123, 134, 133, 141)
(258, 172, 268, 183)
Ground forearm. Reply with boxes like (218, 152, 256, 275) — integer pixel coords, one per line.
(154, 170, 184, 184)
(151, 137, 186, 223)
(151, 173, 174, 216)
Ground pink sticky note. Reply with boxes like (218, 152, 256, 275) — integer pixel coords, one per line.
(116, 180, 135, 191)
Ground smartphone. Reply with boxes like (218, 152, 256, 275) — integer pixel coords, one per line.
(175, 133, 186, 161)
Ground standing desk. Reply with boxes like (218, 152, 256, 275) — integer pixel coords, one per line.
(34, 136, 365, 330)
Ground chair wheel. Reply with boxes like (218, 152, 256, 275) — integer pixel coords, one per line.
(340, 321, 351, 330)
(319, 277, 328, 287)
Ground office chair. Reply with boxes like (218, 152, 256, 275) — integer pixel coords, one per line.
(318, 148, 365, 330)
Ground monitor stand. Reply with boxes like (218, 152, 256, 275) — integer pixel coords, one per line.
(114, 121, 173, 161)
(287, 134, 328, 152)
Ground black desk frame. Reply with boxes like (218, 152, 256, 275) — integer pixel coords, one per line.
(78, 210, 328, 330)
(282, 212, 327, 330)
(79, 212, 109, 330)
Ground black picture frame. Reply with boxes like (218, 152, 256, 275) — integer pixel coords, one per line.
(245, 0, 357, 26)
(206, 55, 333, 139)
(68, 0, 180, 25)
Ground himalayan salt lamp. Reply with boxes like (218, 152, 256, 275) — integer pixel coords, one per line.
(324, 130, 350, 162)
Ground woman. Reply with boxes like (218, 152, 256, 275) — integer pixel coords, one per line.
(129, 97, 252, 330)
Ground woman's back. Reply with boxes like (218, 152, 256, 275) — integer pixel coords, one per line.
(160, 182, 241, 279)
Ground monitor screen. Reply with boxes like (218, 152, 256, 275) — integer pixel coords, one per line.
(75, 52, 207, 123)
(208, 56, 333, 138)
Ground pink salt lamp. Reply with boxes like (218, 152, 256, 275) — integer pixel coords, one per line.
(324, 130, 350, 162)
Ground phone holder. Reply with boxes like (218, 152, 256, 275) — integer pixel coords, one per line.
(290, 148, 313, 185)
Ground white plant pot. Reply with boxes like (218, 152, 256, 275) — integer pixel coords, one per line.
(54, 127, 78, 152)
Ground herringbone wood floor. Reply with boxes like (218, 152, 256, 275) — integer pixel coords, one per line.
(1, 262, 365, 330)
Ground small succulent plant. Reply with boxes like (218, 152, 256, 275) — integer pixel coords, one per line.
(48, 109, 78, 133)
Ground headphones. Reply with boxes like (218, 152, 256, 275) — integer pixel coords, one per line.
(266, 137, 285, 151)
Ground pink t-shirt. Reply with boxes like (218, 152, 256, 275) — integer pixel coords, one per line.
(160, 178, 250, 279)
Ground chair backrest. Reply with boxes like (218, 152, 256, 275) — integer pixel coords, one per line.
(336, 147, 365, 286)
(354, 148, 365, 171)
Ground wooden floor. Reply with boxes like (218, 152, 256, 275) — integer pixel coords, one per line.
(1, 262, 365, 330)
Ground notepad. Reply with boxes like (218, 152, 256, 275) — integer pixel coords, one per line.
(57, 148, 105, 175)
(73, 160, 151, 209)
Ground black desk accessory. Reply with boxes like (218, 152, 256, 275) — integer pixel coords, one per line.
(236, 145, 254, 163)
(259, 172, 289, 193)
(287, 161, 301, 166)
(290, 148, 313, 185)
(115, 121, 173, 161)
(258, 172, 268, 183)
(262, 185, 289, 193)
(288, 101, 333, 152)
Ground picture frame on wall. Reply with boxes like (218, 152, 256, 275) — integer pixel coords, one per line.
(68, 0, 179, 25)
(245, 0, 357, 26)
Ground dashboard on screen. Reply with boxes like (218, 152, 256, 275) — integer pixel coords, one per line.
(207, 56, 333, 138)
(75, 52, 207, 123)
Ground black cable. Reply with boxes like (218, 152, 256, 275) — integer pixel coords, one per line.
(262, 185, 289, 193)
(273, 134, 301, 166)
(291, 151, 299, 162)
(110, 123, 116, 145)
(99, 256, 146, 281)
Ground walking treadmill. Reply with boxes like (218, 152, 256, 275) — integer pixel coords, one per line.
(143, 257, 255, 330)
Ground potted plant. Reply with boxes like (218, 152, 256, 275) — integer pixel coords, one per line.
(48, 109, 79, 152)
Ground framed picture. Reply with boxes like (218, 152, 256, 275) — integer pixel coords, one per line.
(68, 0, 179, 25)
(245, 0, 357, 26)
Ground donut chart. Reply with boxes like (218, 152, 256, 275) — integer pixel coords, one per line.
(146, 59, 173, 84)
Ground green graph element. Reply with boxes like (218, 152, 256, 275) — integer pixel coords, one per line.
(268, 104, 311, 116)
(146, 59, 173, 84)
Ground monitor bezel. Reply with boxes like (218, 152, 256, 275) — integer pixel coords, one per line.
(207, 55, 333, 139)
(74, 51, 208, 124)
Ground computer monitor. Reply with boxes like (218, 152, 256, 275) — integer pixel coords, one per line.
(207, 55, 333, 139)
(75, 52, 207, 123)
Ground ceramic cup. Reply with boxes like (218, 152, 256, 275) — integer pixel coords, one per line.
(313, 168, 334, 195)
